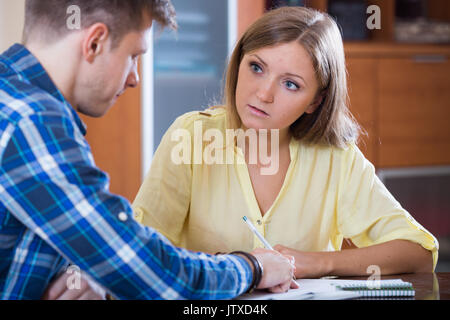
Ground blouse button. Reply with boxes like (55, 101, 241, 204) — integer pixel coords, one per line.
(133, 208, 144, 222)
(257, 220, 262, 225)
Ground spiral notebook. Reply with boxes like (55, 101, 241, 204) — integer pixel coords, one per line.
(333, 279, 415, 297)
(237, 278, 415, 300)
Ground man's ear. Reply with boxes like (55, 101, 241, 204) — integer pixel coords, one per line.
(82, 23, 110, 63)
(305, 93, 324, 114)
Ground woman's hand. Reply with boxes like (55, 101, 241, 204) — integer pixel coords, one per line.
(274, 245, 332, 279)
(250, 248, 299, 293)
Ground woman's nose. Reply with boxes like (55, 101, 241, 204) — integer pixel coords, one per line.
(256, 81, 274, 103)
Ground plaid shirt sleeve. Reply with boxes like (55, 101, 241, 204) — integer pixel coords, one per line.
(0, 110, 252, 300)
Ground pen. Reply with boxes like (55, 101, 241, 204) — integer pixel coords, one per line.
(242, 216, 274, 250)
(242, 216, 298, 285)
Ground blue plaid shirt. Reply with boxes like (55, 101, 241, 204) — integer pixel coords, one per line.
(0, 44, 252, 300)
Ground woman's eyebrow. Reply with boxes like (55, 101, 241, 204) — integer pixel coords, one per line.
(284, 72, 307, 86)
(249, 54, 267, 67)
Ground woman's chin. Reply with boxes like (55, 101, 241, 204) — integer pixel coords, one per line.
(241, 121, 275, 132)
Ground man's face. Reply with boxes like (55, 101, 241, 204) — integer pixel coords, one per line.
(75, 18, 152, 117)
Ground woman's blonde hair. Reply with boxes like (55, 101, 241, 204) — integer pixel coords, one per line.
(223, 6, 361, 148)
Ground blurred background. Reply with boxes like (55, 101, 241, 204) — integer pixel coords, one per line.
(1, 0, 449, 271)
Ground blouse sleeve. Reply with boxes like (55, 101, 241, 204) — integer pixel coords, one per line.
(132, 113, 196, 246)
(337, 144, 439, 270)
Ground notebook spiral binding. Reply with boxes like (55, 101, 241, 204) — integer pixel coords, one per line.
(337, 282, 415, 297)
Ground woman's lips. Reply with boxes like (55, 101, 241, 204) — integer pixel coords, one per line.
(247, 104, 269, 118)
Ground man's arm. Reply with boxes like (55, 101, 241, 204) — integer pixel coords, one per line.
(0, 115, 253, 299)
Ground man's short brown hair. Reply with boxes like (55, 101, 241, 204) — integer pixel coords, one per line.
(23, 0, 177, 46)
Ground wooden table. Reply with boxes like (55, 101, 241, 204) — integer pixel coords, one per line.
(341, 273, 450, 300)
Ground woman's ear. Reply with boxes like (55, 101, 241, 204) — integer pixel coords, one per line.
(305, 93, 324, 114)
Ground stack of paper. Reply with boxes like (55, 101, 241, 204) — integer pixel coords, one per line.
(237, 278, 414, 300)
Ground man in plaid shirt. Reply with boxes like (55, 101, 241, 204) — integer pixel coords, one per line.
(0, 0, 295, 300)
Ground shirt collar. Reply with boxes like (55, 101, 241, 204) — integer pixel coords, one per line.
(1, 43, 87, 136)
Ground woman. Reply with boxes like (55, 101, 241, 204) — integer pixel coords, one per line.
(133, 7, 438, 279)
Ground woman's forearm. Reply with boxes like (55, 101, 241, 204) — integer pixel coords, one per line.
(326, 240, 433, 276)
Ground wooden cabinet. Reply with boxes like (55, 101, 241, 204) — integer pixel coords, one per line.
(238, 0, 265, 38)
(346, 58, 378, 164)
(346, 44, 450, 168)
(378, 56, 450, 167)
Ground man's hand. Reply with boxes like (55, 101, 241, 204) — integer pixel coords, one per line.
(251, 248, 298, 293)
(42, 269, 106, 300)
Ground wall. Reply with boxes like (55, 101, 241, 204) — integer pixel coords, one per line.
(0, 0, 25, 52)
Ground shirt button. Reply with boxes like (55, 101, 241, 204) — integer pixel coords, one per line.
(118, 212, 128, 222)
(257, 220, 262, 225)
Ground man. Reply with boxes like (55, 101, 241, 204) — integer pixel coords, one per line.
(0, 0, 295, 300)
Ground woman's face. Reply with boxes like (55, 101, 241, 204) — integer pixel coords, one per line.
(235, 41, 321, 135)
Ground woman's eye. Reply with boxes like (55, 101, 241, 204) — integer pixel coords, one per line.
(250, 62, 262, 73)
(285, 80, 299, 91)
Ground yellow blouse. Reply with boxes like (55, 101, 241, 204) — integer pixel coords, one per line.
(132, 108, 439, 270)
